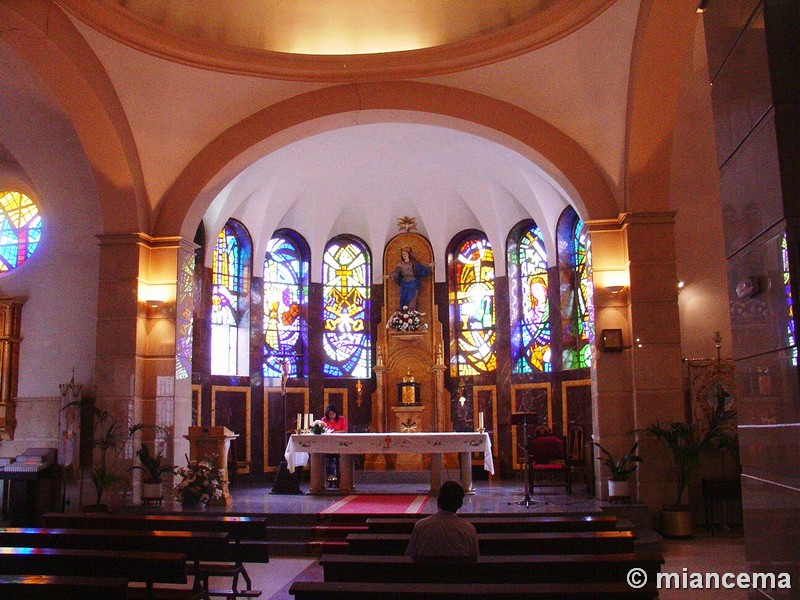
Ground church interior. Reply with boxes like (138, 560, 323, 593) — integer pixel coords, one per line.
(0, 0, 797, 597)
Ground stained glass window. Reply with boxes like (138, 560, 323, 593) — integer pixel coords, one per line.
(450, 234, 496, 376)
(781, 234, 796, 366)
(211, 220, 251, 375)
(509, 222, 551, 373)
(322, 237, 371, 378)
(0, 191, 42, 272)
(264, 231, 308, 379)
(558, 208, 594, 369)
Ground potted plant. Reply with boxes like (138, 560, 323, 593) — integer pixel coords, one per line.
(129, 442, 176, 503)
(642, 409, 737, 537)
(593, 441, 643, 501)
(61, 398, 169, 511)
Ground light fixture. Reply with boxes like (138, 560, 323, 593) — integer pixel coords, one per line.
(696, 0, 710, 13)
(677, 280, 685, 292)
(605, 285, 625, 295)
(144, 299, 164, 309)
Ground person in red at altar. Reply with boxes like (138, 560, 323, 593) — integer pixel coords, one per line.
(322, 404, 347, 487)
(322, 404, 347, 432)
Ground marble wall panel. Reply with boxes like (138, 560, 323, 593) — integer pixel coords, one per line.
(703, 0, 761, 81)
(628, 262, 681, 304)
(628, 301, 681, 346)
(739, 423, 800, 490)
(727, 224, 792, 360)
(740, 475, 799, 598)
(710, 7, 771, 165)
(719, 113, 783, 256)
(734, 348, 800, 428)
(629, 344, 684, 391)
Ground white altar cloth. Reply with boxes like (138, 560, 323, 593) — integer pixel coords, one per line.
(284, 432, 494, 494)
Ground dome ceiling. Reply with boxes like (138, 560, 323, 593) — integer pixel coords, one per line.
(57, 0, 615, 80)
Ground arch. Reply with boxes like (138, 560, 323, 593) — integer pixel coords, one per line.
(155, 81, 619, 238)
(0, 1, 148, 234)
(322, 235, 372, 378)
(447, 229, 497, 376)
(625, 0, 698, 212)
(507, 219, 552, 374)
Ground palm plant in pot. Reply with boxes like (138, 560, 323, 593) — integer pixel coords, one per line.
(641, 409, 737, 537)
(129, 442, 176, 503)
(594, 441, 643, 501)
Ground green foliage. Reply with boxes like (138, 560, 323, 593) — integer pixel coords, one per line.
(61, 399, 169, 505)
(593, 441, 643, 481)
(641, 409, 737, 507)
(129, 443, 177, 483)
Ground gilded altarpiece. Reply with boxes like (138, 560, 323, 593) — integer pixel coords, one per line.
(369, 233, 448, 470)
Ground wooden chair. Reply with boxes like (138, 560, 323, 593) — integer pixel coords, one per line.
(528, 434, 571, 494)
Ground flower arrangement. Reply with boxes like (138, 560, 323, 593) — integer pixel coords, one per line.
(386, 306, 428, 332)
(311, 420, 331, 435)
(173, 455, 225, 505)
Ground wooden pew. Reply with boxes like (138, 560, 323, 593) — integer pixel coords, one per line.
(289, 581, 660, 600)
(366, 514, 621, 534)
(318, 553, 664, 584)
(0, 575, 130, 599)
(344, 530, 635, 555)
(39, 513, 267, 598)
(0, 546, 191, 599)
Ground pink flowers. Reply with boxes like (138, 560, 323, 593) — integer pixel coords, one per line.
(173, 455, 225, 504)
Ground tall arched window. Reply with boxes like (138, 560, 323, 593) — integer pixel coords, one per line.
(508, 221, 551, 373)
(0, 190, 42, 272)
(263, 230, 309, 378)
(211, 220, 251, 375)
(449, 232, 496, 376)
(322, 236, 371, 378)
(558, 207, 594, 369)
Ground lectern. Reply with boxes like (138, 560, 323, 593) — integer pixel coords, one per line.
(510, 412, 538, 507)
(184, 426, 238, 505)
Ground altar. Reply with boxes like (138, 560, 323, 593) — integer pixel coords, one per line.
(284, 432, 494, 494)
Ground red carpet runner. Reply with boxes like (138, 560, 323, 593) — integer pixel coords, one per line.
(320, 494, 429, 514)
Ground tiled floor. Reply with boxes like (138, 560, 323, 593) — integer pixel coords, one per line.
(207, 474, 748, 599)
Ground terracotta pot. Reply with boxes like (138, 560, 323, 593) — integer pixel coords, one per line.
(142, 481, 163, 501)
(661, 506, 694, 538)
(607, 478, 632, 500)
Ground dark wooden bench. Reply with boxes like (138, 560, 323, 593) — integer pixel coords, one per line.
(319, 553, 664, 584)
(365, 514, 621, 534)
(289, 581, 660, 599)
(39, 513, 267, 598)
(0, 546, 191, 599)
(344, 530, 635, 555)
(0, 527, 230, 596)
(0, 575, 129, 599)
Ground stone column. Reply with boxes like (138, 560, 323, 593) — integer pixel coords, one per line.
(587, 213, 684, 510)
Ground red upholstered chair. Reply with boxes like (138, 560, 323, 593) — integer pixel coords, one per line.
(528, 434, 572, 495)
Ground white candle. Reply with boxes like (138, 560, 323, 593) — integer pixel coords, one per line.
(478, 412, 484, 430)
(303, 413, 309, 430)
(296, 413, 302, 432)
(309, 413, 314, 426)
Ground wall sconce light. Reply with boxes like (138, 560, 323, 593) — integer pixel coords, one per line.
(696, 0, 709, 13)
(605, 285, 625, 295)
(677, 280, 685, 292)
(144, 299, 164, 309)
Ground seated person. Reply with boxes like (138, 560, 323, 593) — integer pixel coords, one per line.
(405, 480, 479, 561)
(322, 404, 347, 486)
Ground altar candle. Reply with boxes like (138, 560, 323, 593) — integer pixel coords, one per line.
(478, 412, 485, 430)
(309, 413, 313, 426)
(303, 413, 309, 430)
(296, 413, 302, 432)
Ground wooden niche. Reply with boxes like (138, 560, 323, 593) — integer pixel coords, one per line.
(0, 296, 24, 440)
(371, 233, 448, 449)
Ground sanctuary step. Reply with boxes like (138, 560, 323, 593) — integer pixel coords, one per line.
(602, 504, 663, 554)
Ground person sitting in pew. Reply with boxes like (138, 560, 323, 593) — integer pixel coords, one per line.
(405, 481, 479, 561)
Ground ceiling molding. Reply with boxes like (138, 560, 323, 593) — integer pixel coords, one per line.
(55, 0, 616, 82)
